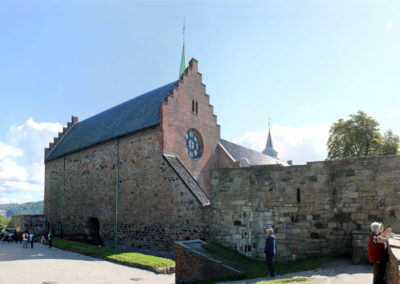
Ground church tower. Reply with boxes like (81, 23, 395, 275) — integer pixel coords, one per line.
(262, 121, 278, 158)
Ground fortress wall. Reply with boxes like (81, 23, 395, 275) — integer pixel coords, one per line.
(210, 155, 400, 261)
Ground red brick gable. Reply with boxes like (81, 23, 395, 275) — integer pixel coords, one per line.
(159, 59, 220, 193)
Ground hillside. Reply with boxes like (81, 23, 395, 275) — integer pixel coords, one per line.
(0, 201, 43, 217)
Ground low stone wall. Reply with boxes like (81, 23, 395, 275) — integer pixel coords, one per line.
(352, 230, 370, 264)
(175, 240, 241, 283)
(210, 155, 400, 262)
(388, 236, 400, 284)
(8, 215, 45, 234)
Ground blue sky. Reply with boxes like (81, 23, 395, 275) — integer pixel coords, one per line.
(0, 0, 399, 203)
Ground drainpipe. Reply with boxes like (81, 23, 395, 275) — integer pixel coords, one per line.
(61, 156, 65, 237)
(115, 140, 120, 249)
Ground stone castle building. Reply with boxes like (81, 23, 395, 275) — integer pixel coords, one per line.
(44, 57, 285, 250)
(44, 50, 400, 262)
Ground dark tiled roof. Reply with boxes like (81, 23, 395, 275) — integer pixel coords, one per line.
(46, 81, 177, 161)
(220, 139, 288, 167)
(163, 153, 210, 207)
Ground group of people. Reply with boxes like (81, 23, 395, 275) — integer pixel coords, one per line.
(263, 222, 393, 284)
(2, 231, 54, 249)
(369, 222, 392, 284)
(21, 231, 35, 248)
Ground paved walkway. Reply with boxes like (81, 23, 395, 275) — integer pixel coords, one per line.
(219, 258, 373, 284)
(0, 241, 175, 284)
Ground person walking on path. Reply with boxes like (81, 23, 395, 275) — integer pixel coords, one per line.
(369, 222, 392, 284)
(22, 232, 29, 248)
(29, 233, 34, 248)
(41, 231, 46, 245)
(48, 231, 53, 248)
(264, 228, 277, 278)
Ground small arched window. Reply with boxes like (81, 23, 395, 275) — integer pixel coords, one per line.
(195, 101, 198, 114)
(192, 100, 195, 113)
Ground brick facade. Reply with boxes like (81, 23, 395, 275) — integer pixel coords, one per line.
(160, 59, 221, 193)
(175, 240, 240, 283)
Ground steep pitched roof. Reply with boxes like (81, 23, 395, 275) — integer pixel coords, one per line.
(46, 81, 177, 161)
(220, 139, 287, 167)
(262, 129, 278, 158)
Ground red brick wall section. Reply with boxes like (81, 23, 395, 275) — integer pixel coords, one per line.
(388, 237, 400, 284)
(160, 59, 221, 194)
(175, 240, 240, 283)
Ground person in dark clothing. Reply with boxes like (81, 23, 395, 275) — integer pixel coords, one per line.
(264, 228, 277, 277)
(48, 231, 53, 248)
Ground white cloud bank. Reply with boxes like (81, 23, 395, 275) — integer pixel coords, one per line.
(388, 21, 394, 30)
(232, 124, 330, 165)
(0, 118, 62, 204)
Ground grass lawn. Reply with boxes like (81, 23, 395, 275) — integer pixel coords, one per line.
(53, 239, 175, 273)
(187, 242, 338, 283)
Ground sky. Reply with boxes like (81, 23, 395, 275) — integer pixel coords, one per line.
(0, 0, 399, 204)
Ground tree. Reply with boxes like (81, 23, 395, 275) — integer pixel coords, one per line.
(0, 215, 8, 230)
(327, 111, 399, 160)
(381, 130, 400, 155)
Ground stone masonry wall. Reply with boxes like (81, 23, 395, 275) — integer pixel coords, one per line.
(44, 127, 209, 251)
(8, 215, 45, 234)
(388, 237, 400, 284)
(210, 155, 400, 261)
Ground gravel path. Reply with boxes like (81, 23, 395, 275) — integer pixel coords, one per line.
(218, 257, 373, 284)
(0, 241, 175, 284)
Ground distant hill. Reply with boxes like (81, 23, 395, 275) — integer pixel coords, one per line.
(0, 201, 43, 217)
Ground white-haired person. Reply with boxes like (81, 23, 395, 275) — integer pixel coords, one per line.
(264, 228, 276, 278)
(368, 222, 392, 284)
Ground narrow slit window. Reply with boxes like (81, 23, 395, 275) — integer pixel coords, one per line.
(196, 101, 198, 114)
(192, 100, 195, 112)
(297, 188, 301, 204)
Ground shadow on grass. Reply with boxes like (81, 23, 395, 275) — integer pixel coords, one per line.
(53, 239, 175, 273)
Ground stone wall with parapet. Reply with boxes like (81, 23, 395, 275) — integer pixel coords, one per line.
(388, 236, 400, 284)
(209, 155, 400, 262)
(8, 215, 45, 234)
(44, 127, 209, 251)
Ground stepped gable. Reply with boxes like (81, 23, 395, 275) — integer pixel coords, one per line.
(219, 139, 288, 167)
(44, 116, 78, 160)
(163, 153, 210, 207)
(45, 81, 178, 161)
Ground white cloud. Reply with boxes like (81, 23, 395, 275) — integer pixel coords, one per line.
(390, 110, 400, 118)
(0, 118, 62, 204)
(232, 123, 330, 165)
(7, 117, 62, 165)
(0, 158, 28, 181)
(1, 181, 43, 192)
(387, 21, 393, 30)
(0, 197, 20, 204)
(0, 141, 23, 159)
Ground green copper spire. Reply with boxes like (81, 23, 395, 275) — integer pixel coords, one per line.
(179, 22, 188, 77)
